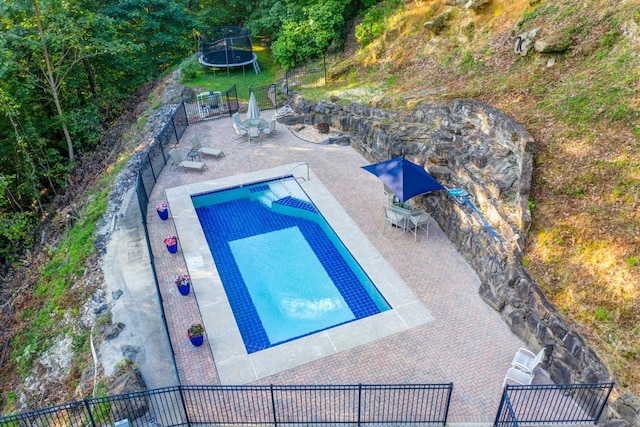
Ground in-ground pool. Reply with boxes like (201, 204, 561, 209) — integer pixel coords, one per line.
(192, 177, 391, 353)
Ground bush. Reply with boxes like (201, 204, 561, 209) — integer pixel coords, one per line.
(355, 0, 403, 46)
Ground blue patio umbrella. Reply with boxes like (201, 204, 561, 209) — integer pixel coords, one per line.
(361, 157, 445, 203)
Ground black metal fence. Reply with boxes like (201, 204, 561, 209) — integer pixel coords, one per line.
(0, 383, 454, 427)
(284, 65, 327, 93)
(494, 382, 615, 426)
(183, 84, 239, 124)
(249, 83, 279, 111)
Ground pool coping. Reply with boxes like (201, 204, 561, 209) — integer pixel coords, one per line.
(165, 163, 434, 384)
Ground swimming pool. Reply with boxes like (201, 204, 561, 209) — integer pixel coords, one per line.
(166, 163, 433, 383)
(192, 178, 391, 353)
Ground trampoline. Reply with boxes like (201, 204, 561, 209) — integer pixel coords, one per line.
(199, 26, 261, 76)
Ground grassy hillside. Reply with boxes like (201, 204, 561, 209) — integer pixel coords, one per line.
(318, 0, 639, 393)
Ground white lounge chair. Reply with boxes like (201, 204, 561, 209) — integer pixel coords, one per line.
(406, 211, 431, 241)
(191, 136, 224, 159)
(168, 149, 206, 172)
(502, 367, 534, 388)
(511, 347, 546, 374)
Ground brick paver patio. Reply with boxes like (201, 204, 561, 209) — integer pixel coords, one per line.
(146, 115, 528, 423)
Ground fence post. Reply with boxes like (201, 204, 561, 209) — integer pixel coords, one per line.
(182, 101, 189, 126)
(357, 384, 362, 427)
(494, 387, 508, 427)
(270, 384, 278, 427)
(177, 385, 192, 426)
(442, 383, 453, 426)
(594, 382, 615, 424)
(323, 56, 327, 85)
(83, 398, 98, 427)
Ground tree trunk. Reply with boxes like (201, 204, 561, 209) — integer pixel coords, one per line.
(34, 0, 75, 164)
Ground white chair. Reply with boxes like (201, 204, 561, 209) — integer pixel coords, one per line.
(248, 126, 262, 145)
(191, 136, 224, 159)
(502, 367, 534, 388)
(232, 113, 248, 140)
(383, 207, 408, 237)
(262, 118, 277, 139)
(168, 149, 206, 172)
(511, 347, 546, 374)
(406, 211, 431, 241)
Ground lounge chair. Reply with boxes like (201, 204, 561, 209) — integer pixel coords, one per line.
(168, 149, 206, 172)
(191, 136, 224, 159)
(502, 367, 534, 388)
(511, 347, 546, 375)
(406, 211, 431, 241)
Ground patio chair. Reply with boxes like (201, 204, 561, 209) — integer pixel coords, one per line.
(191, 136, 225, 159)
(248, 126, 262, 145)
(511, 347, 546, 374)
(232, 113, 248, 140)
(503, 367, 534, 388)
(168, 149, 206, 172)
(406, 211, 431, 241)
(262, 118, 277, 139)
(383, 207, 408, 237)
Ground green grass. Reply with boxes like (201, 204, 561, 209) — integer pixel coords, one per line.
(181, 42, 282, 101)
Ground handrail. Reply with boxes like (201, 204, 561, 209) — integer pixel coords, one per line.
(282, 162, 309, 181)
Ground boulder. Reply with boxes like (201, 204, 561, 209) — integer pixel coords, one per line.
(107, 362, 149, 421)
(514, 28, 540, 56)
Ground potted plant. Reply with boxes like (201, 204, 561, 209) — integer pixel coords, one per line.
(164, 235, 178, 253)
(156, 201, 169, 220)
(187, 323, 205, 347)
(175, 273, 191, 296)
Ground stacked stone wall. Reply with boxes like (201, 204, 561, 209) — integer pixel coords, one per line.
(280, 95, 639, 425)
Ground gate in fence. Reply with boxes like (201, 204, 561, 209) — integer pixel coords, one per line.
(494, 382, 615, 426)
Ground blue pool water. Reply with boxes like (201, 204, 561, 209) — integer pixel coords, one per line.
(192, 177, 390, 353)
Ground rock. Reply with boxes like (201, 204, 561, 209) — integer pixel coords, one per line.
(122, 345, 142, 363)
(39, 336, 73, 382)
(534, 37, 572, 53)
(465, 0, 490, 9)
(160, 84, 195, 105)
(293, 124, 306, 132)
(104, 322, 126, 340)
(423, 10, 452, 34)
(324, 136, 351, 146)
(94, 303, 108, 315)
(514, 28, 540, 56)
(107, 362, 149, 421)
(112, 289, 124, 300)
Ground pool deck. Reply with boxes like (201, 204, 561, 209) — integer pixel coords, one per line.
(145, 116, 530, 423)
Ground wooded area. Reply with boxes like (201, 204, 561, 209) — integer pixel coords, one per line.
(0, 0, 369, 271)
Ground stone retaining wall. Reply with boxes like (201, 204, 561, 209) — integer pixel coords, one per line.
(280, 95, 639, 425)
